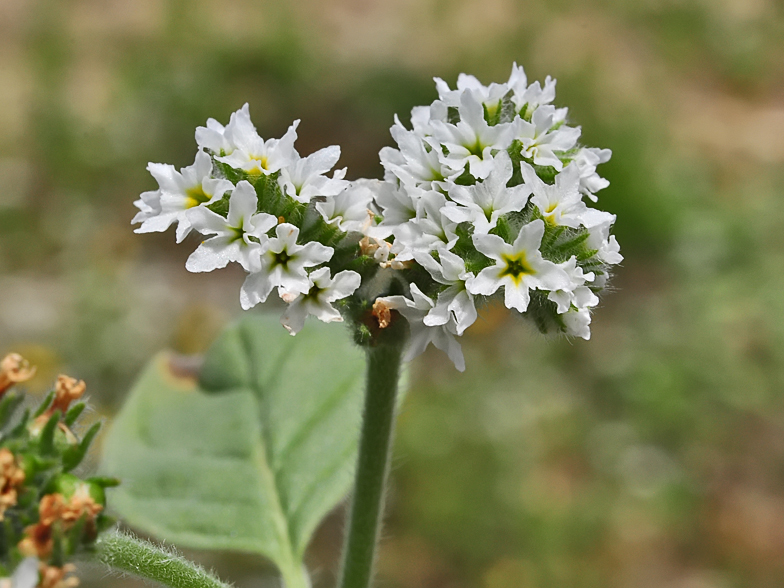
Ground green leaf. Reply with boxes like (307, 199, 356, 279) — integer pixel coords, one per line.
(99, 315, 367, 586)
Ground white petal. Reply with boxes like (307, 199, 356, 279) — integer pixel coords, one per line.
(328, 270, 361, 301)
(227, 181, 259, 227)
(240, 271, 275, 309)
(503, 281, 531, 312)
(185, 236, 238, 273)
(281, 299, 308, 335)
(466, 265, 503, 296)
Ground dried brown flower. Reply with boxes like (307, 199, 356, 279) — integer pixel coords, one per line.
(372, 299, 393, 329)
(0, 449, 25, 520)
(0, 353, 36, 395)
(39, 563, 78, 588)
(19, 489, 103, 560)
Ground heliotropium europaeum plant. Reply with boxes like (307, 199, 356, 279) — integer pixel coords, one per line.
(116, 64, 621, 588)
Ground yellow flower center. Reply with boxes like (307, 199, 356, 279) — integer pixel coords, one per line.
(185, 185, 210, 208)
(500, 252, 535, 285)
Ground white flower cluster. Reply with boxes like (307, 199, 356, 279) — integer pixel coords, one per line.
(132, 65, 621, 371)
(132, 104, 367, 335)
(374, 64, 621, 370)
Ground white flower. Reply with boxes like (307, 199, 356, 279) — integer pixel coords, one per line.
(316, 180, 374, 233)
(133, 150, 233, 243)
(392, 190, 458, 260)
(379, 283, 465, 371)
(372, 181, 419, 234)
(131, 188, 162, 225)
(434, 73, 510, 113)
(414, 248, 477, 335)
(571, 147, 611, 202)
(442, 152, 530, 234)
(521, 161, 588, 229)
(583, 213, 623, 265)
(185, 181, 277, 273)
(467, 219, 569, 312)
(515, 105, 581, 171)
(547, 256, 599, 314)
(510, 73, 558, 118)
(431, 90, 516, 179)
(240, 223, 333, 309)
(278, 145, 348, 203)
(562, 307, 592, 340)
(280, 268, 361, 335)
(380, 119, 447, 188)
(217, 106, 298, 175)
(195, 104, 250, 155)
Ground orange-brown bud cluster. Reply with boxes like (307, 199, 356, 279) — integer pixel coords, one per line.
(0, 353, 36, 395)
(0, 449, 25, 520)
(19, 486, 103, 560)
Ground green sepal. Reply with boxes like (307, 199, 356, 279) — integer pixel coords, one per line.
(0, 392, 24, 429)
(506, 140, 559, 186)
(33, 391, 56, 418)
(86, 476, 121, 488)
(50, 525, 65, 568)
(9, 409, 30, 437)
(206, 193, 231, 217)
(64, 403, 86, 427)
(452, 166, 475, 186)
(211, 158, 246, 185)
(62, 422, 101, 472)
(38, 411, 62, 455)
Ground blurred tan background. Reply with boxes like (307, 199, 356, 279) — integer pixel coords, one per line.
(2, 0, 784, 586)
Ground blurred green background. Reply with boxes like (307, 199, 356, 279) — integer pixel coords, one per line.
(2, 0, 784, 586)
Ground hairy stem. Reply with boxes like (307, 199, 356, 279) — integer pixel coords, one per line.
(338, 339, 405, 588)
(92, 530, 232, 588)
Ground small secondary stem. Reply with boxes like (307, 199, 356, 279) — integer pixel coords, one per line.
(92, 530, 231, 588)
(337, 340, 405, 588)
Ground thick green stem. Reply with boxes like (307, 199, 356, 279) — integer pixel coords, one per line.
(338, 340, 405, 588)
(92, 530, 232, 588)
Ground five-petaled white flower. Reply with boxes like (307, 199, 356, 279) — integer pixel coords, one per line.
(185, 181, 278, 273)
(571, 147, 611, 201)
(240, 223, 333, 310)
(278, 145, 348, 203)
(133, 151, 233, 242)
(563, 306, 593, 340)
(431, 90, 516, 179)
(195, 104, 249, 156)
(217, 106, 299, 176)
(316, 180, 375, 233)
(280, 268, 361, 335)
(380, 120, 447, 189)
(515, 105, 581, 171)
(392, 190, 458, 260)
(414, 248, 477, 335)
(443, 152, 530, 234)
(521, 161, 588, 229)
(378, 283, 465, 372)
(468, 219, 569, 312)
(547, 256, 599, 314)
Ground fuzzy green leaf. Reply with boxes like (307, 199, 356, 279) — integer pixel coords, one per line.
(99, 315, 366, 585)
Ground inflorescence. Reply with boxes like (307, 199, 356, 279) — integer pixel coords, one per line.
(0, 354, 116, 588)
(133, 64, 622, 371)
